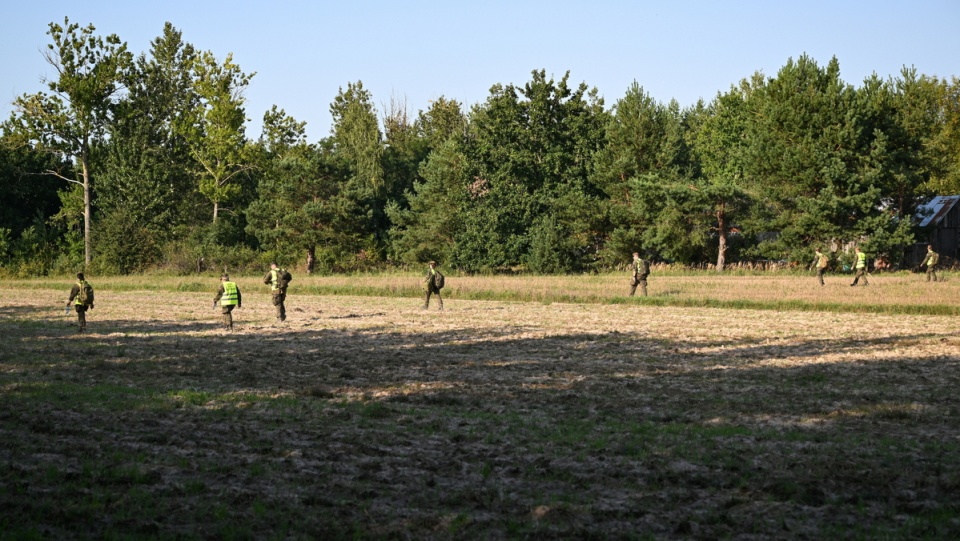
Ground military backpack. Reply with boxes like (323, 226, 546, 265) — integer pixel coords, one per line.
(639, 259, 650, 278)
(278, 268, 293, 289)
(77, 281, 94, 305)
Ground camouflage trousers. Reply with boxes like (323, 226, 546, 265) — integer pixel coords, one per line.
(74, 305, 88, 332)
(629, 278, 648, 297)
(221, 305, 236, 329)
(423, 288, 443, 310)
(851, 268, 869, 286)
(273, 291, 286, 321)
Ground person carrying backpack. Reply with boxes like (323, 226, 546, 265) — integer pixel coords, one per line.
(66, 272, 95, 333)
(422, 261, 444, 310)
(922, 245, 940, 282)
(629, 252, 650, 297)
(263, 262, 292, 322)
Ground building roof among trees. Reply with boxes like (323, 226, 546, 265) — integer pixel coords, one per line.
(917, 196, 960, 227)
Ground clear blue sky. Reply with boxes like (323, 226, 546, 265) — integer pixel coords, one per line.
(2, 1, 957, 141)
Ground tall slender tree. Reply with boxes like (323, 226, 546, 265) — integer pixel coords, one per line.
(328, 81, 386, 259)
(5, 17, 131, 265)
(180, 50, 254, 222)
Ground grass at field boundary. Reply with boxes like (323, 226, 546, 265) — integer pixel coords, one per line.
(3, 274, 958, 317)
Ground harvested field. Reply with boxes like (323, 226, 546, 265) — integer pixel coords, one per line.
(2, 277, 960, 539)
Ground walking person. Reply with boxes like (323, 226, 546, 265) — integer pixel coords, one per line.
(922, 245, 940, 282)
(422, 261, 443, 310)
(629, 252, 649, 296)
(263, 262, 291, 321)
(813, 248, 829, 286)
(66, 272, 94, 333)
(850, 247, 869, 287)
(213, 274, 242, 330)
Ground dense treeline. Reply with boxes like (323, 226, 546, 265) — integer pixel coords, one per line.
(2, 19, 959, 276)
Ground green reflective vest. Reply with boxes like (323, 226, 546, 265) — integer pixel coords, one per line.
(221, 281, 239, 307)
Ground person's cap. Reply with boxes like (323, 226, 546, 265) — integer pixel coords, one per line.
(428, 260, 436, 265)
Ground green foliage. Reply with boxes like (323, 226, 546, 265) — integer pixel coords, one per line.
(4, 17, 132, 265)
(179, 49, 255, 222)
(0, 139, 69, 240)
(247, 124, 363, 273)
(3, 19, 956, 275)
(94, 210, 162, 274)
(452, 70, 607, 271)
(526, 214, 578, 273)
(388, 138, 466, 265)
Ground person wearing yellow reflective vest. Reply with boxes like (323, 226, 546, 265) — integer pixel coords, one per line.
(262, 262, 288, 322)
(66, 272, 94, 332)
(213, 274, 242, 330)
(922, 245, 940, 282)
(850, 247, 869, 287)
(812, 249, 829, 286)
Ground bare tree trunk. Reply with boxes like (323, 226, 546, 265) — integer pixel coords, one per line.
(716, 205, 727, 273)
(213, 202, 219, 223)
(81, 153, 92, 266)
(305, 246, 316, 275)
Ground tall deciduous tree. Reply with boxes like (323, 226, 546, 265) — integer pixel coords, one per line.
(912, 75, 960, 195)
(5, 17, 131, 265)
(180, 50, 254, 222)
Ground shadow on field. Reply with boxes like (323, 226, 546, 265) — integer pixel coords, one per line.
(4, 304, 960, 539)
(3, 309, 957, 417)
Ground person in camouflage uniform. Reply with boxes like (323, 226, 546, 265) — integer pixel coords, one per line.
(213, 274, 242, 330)
(922, 245, 940, 282)
(422, 261, 443, 310)
(263, 262, 289, 322)
(813, 249, 829, 286)
(66, 272, 94, 333)
(629, 252, 649, 296)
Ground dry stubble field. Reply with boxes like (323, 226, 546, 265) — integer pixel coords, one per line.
(2, 274, 960, 539)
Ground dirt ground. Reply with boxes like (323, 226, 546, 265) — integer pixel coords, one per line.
(2, 285, 960, 539)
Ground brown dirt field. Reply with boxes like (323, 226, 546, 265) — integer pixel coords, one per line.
(2, 284, 960, 539)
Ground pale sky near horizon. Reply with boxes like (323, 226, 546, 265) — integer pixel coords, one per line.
(2, 1, 957, 141)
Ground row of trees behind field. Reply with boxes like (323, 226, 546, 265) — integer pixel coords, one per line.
(2, 18, 959, 276)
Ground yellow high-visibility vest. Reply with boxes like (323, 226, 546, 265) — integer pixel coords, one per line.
(221, 282, 239, 306)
